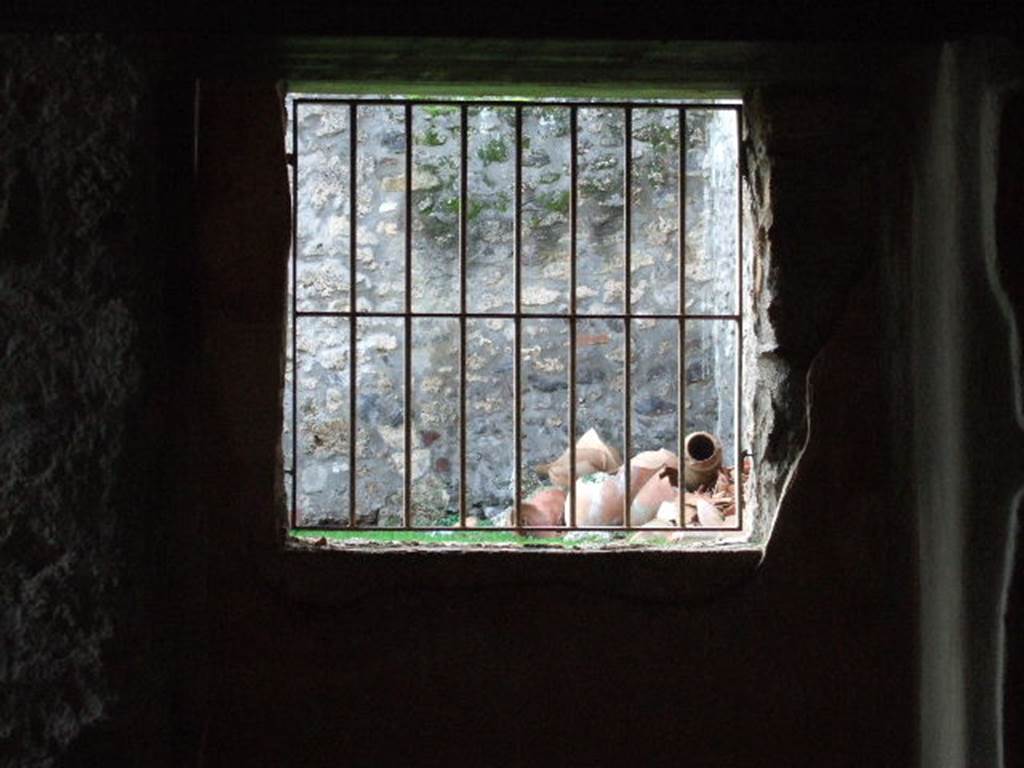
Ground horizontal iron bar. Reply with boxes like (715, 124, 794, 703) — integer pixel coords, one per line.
(293, 97, 741, 110)
(295, 310, 741, 321)
(292, 525, 742, 533)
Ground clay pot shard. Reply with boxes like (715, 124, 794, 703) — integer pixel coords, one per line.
(628, 499, 683, 543)
(564, 472, 621, 527)
(683, 431, 723, 491)
(537, 428, 622, 489)
(694, 495, 726, 527)
(628, 450, 680, 525)
(518, 487, 566, 538)
(567, 449, 681, 527)
(654, 498, 682, 527)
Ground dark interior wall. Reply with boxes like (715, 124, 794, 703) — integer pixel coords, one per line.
(910, 41, 1024, 767)
(0, 28, 1022, 768)
(998, 88, 1024, 768)
(192, 59, 916, 767)
(0, 34, 205, 767)
(0, 36, 179, 766)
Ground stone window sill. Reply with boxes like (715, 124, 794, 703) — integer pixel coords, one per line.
(267, 538, 763, 604)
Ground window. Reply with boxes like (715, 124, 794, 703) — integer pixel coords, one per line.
(283, 91, 749, 548)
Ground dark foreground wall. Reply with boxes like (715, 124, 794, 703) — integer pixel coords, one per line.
(0, 36, 181, 765)
(911, 42, 1024, 767)
(1, 33, 1022, 768)
(190, 69, 915, 768)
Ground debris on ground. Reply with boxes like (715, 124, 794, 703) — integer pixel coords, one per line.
(536, 427, 622, 487)
(518, 487, 567, 538)
(521, 428, 750, 540)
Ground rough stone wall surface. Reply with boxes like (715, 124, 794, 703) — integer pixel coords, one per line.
(742, 88, 891, 542)
(0, 36, 164, 768)
(284, 100, 740, 526)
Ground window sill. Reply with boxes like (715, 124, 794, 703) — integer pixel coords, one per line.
(268, 537, 763, 604)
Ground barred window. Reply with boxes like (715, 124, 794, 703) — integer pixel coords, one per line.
(282, 92, 749, 548)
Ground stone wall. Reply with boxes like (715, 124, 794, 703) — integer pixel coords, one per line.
(284, 100, 740, 526)
(0, 36, 176, 767)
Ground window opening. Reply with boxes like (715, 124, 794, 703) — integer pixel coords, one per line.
(283, 93, 748, 547)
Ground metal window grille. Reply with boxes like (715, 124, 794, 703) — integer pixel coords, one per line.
(286, 96, 744, 537)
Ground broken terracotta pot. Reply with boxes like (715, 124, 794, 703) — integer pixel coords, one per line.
(566, 448, 681, 527)
(537, 428, 622, 488)
(683, 431, 723, 491)
(565, 472, 622, 527)
(694, 494, 727, 527)
(518, 487, 566, 538)
(628, 500, 683, 542)
(654, 498, 682, 528)
(628, 450, 680, 525)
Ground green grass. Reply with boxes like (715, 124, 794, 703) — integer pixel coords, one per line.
(290, 528, 617, 548)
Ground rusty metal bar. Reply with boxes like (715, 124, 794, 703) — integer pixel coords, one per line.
(623, 107, 632, 530)
(290, 100, 299, 530)
(568, 106, 578, 529)
(291, 523, 737, 533)
(678, 107, 687, 530)
(296, 310, 740, 321)
(513, 105, 523, 529)
(348, 103, 358, 529)
(459, 105, 469, 529)
(404, 103, 413, 529)
(294, 97, 741, 111)
(735, 106, 744, 534)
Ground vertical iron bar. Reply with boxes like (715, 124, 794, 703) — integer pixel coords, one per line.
(291, 100, 299, 530)
(735, 106, 744, 533)
(678, 107, 687, 530)
(459, 105, 469, 528)
(568, 106, 578, 528)
(623, 107, 632, 528)
(348, 103, 358, 529)
(404, 103, 413, 529)
(513, 105, 523, 529)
